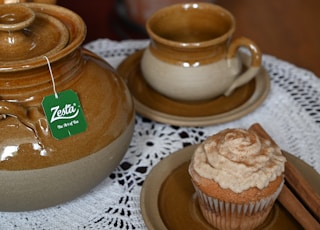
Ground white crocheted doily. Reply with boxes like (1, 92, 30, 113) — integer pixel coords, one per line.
(1, 39, 319, 230)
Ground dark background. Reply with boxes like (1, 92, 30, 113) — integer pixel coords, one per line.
(57, 0, 320, 77)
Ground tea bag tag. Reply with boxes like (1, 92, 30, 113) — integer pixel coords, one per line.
(41, 56, 87, 140)
(42, 90, 87, 140)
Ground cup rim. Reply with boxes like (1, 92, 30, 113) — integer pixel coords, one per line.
(145, 2, 236, 48)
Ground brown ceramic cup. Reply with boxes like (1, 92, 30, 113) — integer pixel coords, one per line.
(141, 3, 262, 102)
(124, 0, 214, 26)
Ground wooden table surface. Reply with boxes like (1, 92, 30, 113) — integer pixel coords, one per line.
(57, 0, 320, 77)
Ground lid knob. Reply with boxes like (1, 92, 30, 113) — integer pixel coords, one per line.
(0, 4, 35, 31)
(0, 3, 69, 65)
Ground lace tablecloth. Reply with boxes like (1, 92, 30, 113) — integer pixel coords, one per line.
(1, 39, 319, 229)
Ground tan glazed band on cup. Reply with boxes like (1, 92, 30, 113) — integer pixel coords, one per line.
(146, 3, 237, 66)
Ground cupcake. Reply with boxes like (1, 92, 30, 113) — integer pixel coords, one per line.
(188, 128, 286, 230)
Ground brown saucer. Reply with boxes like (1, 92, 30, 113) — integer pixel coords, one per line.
(117, 50, 270, 126)
(140, 145, 320, 230)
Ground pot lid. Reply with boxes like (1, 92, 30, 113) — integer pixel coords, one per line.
(0, 3, 71, 70)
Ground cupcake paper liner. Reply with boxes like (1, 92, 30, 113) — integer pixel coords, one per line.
(192, 180, 284, 230)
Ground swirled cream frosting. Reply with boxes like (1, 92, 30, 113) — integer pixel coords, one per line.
(190, 128, 286, 193)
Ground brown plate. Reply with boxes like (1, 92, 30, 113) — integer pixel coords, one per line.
(140, 144, 320, 230)
(117, 50, 270, 126)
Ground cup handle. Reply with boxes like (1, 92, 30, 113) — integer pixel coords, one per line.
(224, 37, 262, 96)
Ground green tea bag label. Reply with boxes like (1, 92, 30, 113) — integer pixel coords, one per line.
(42, 90, 87, 140)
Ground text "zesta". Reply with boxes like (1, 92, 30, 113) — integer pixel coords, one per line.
(50, 103, 79, 123)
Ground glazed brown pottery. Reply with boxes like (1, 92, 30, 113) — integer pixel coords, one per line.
(141, 3, 262, 102)
(0, 3, 134, 211)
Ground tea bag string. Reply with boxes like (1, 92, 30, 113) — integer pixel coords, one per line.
(43, 55, 58, 99)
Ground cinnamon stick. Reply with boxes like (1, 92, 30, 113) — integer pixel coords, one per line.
(249, 123, 320, 229)
(278, 185, 319, 230)
(285, 158, 320, 218)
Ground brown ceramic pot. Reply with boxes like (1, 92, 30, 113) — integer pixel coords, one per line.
(0, 3, 134, 211)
